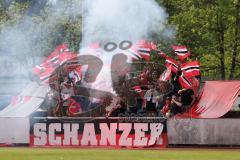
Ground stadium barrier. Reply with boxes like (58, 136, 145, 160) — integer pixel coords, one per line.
(0, 117, 29, 145)
(1, 117, 240, 147)
(167, 119, 240, 145)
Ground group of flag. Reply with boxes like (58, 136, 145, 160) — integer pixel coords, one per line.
(33, 41, 200, 96)
(159, 45, 201, 93)
(33, 44, 81, 84)
(129, 43, 201, 94)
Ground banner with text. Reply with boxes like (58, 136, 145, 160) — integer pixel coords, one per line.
(30, 117, 167, 148)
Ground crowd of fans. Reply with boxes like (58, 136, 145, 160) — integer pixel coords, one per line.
(38, 43, 200, 118)
(105, 77, 196, 118)
(42, 61, 198, 119)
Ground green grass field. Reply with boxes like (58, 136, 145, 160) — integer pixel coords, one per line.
(0, 148, 240, 160)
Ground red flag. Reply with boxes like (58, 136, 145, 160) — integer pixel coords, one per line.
(178, 72, 200, 93)
(124, 47, 144, 61)
(123, 40, 156, 61)
(137, 47, 151, 61)
(41, 43, 73, 67)
(178, 72, 192, 89)
(33, 44, 78, 84)
(172, 45, 190, 61)
(137, 40, 157, 61)
(44, 43, 69, 66)
(165, 56, 179, 74)
(159, 65, 172, 81)
(58, 52, 77, 65)
(181, 61, 200, 78)
(38, 67, 55, 83)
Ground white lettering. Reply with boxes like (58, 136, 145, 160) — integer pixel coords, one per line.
(99, 123, 117, 145)
(118, 123, 132, 146)
(133, 123, 148, 146)
(49, 123, 62, 146)
(34, 123, 47, 145)
(81, 123, 97, 146)
(63, 123, 79, 145)
(148, 123, 163, 145)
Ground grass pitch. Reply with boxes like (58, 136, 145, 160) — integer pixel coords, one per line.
(0, 148, 240, 160)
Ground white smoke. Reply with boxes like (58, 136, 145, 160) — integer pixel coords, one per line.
(80, 0, 174, 96)
(0, 0, 82, 77)
(0, 0, 83, 102)
(0, 0, 175, 111)
(82, 0, 173, 46)
(47, 0, 58, 6)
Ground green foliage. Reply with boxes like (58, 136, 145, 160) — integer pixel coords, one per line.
(0, 1, 29, 30)
(159, 0, 240, 80)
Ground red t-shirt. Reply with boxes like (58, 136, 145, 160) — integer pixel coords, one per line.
(162, 102, 170, 113)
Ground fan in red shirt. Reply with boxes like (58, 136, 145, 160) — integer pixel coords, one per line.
(161, 97, 171, 117)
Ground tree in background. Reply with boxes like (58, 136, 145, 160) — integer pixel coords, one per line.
(160, 0, 240, 80)
(229, 0, 240, 79)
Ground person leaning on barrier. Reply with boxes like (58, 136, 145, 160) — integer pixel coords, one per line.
(169, 94, 183, 117)
(178, 88, 196, 111)
(105, 96, 127, 117)
(166, 88, 196, 118)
